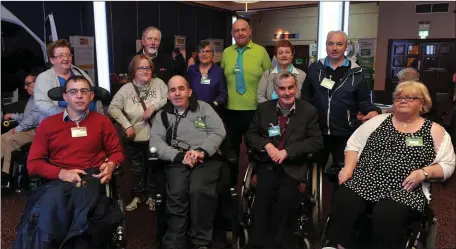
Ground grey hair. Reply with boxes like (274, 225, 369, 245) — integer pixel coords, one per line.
(397, 68, 420, 82)
(273, 71, 297, 89)
(198, 40, 215, 53)
(326, 30, 348, 44)
(142, 26, 162, 41)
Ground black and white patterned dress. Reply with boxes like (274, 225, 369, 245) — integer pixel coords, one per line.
(344, 115, 435, 213)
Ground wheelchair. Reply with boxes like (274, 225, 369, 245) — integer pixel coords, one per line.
(238, 148, 324, 249)
(8, 85, 127, 249)
(320, 155, 438, 249)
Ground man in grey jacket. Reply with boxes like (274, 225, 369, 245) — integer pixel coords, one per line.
(150, 76, 226, 249)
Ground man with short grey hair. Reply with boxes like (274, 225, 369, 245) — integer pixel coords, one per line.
(302, 30, 381, 168)
(397, 67, 420, 82)
(134, 26, 174, 83)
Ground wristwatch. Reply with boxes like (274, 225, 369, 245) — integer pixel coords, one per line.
(196, 149, 207, 157)
(421, 168, 429, 181)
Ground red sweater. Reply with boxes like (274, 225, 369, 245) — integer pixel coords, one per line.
(27, 111, 125, 179)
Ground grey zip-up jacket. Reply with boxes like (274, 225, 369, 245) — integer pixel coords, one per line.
(257, 65, 306, 103)
(34, 65, 103, 123)
(301, 58, 381, 136)
(150, 100, 226, 162)
(108, 79, 168, 142)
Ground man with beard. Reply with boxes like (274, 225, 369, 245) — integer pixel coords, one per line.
(135, 26, 174, 84)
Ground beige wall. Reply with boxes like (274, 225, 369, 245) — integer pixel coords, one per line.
(250, 3, 379, 46)
(374, 1, 456, 90)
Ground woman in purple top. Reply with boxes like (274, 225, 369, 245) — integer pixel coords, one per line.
(187, 40, 227, 112)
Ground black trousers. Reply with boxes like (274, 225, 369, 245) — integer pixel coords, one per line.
(124, 141, 156, 200)
(225, 109, 255, 184)
(249, 164, 301, 248)
(322, 135, 351, 166)
(164, 159, 222, 248)
(328, 186, 421, 249)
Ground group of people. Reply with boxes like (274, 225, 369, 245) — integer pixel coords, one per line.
(2, 17, 455, 249)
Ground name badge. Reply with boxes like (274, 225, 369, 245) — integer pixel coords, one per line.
(268, 125, 281, 137)
(233, 67, 241, 74)
(195, 117, 206, 128)
(320, 78, 335, 90)
(406, 137, 424, 147)
(201, 76, 211, 84)
(71, 127, 88, 137)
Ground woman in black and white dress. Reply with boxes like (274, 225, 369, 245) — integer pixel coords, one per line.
(325, 81, 455, 249)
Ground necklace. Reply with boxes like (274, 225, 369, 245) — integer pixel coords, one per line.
(394, 116, 420, 129)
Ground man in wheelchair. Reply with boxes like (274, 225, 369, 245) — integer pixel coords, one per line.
(14, 76, 125, 249)
(149, 75, 226, 249)
(244, 71, 323, 248)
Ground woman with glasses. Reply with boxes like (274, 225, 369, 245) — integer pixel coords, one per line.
(187, 40, 227, 114)
(34, 39, 102, 122)
(323, 81, 455, 249)
(108, 55, 167, 212)
(257, 40, 306, 103)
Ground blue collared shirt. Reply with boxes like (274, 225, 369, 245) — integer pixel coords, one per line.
(324, 56, 350, 70)
(63, 109, 90, 123)
(13, 96, 41, 132)
(187, 63, 227, 105)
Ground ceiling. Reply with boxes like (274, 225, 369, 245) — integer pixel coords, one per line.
(190, 1, 318, 12)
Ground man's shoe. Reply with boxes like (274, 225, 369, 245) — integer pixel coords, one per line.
(145, 197, 156, 211)
(1, 172, 10, 186)
(125, 197, 142, 211)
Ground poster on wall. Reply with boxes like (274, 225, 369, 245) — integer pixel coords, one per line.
(207, 39, 224, 63)
(174, 35, 186, 60)
(357, 38, 376, 90)
(69, 36, 95, 83)
(308, 43, 317, 66)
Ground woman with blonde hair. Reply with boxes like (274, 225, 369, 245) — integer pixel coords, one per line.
(324, 81, 455, 249)
(109, 54, 168, 211)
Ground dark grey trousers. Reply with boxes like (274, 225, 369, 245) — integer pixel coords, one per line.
(163, 159, 222, 248)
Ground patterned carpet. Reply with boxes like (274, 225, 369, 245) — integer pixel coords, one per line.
(2, 144, 456, 249)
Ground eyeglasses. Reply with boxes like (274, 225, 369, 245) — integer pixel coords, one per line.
(65, 88, 92, 96)
(394, 96, 423, 102)
(136, 66, 152, 72)
(53, 54, 73, 60)
(199, 49, 212, 54)
(24, 81, 35, 87)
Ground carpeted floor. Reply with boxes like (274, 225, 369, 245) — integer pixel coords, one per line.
(2, 143, 456, 249)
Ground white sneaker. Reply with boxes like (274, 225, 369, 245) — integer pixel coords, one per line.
(145, 197, 156, 211)
(125, 197, 142, 211)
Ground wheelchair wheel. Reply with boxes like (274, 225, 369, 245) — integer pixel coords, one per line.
(240, 163, 254, 226)
(311, 162, 323, 228)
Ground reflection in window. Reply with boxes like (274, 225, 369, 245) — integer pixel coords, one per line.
(425, 45, 436, 55)
(407, 45, 420, 55)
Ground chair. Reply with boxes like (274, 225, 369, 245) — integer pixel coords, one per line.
(238, 148, 323, 249)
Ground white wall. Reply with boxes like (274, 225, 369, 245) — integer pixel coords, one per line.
(250, 2, 379, 46)
(250, 6, 319, 46)
(374, 1, 456, 90)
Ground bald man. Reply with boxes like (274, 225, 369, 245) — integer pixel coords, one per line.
(302, 30, 381, 168)
(150, 75, 226, 249)
(397, 68, 420, 83)
(221, 19, 272, 174)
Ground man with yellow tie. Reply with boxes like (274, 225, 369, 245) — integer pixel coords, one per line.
(221, 19, 272, 182)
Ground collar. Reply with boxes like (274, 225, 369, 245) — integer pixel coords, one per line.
(324, 56, 350, 70)
(276, 102, 296, 116)
(271, 64, 299, 75)
(196, 63, 214, 74)
(234, 40, 252, 50)
(143, 49, 158, 59)
(63, 109, 90, 122)
(163, 94, 198, 114)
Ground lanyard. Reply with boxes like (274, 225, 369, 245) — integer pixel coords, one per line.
(172, 108, 190, 141)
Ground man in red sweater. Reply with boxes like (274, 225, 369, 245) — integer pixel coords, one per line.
(27, 75, 124, 183)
